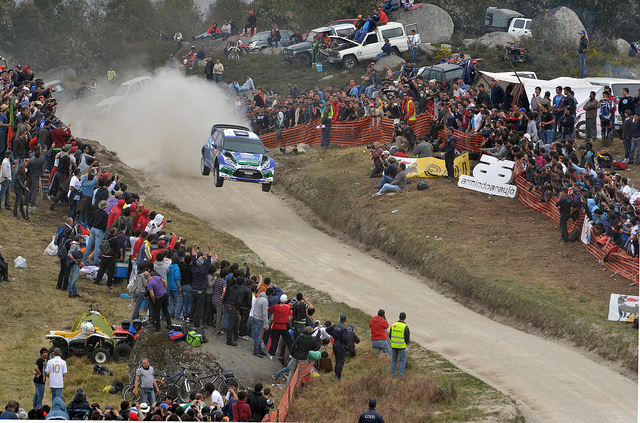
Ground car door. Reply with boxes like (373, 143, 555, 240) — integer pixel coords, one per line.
(359, 32, 380, 59)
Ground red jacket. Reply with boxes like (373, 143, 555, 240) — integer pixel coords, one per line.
(268, 303, 291, 330)
(107, 199, 126, 228)
(378, 11, 388, 24)
(207, 25, 221, 34)
(232, 398, 251, 421)
(332, 101, 341, 122)
(133, 207, 150, 232)
(49, 127, 71, 149)
(369, 315, 389, 341)
(149, 236, 177, 261)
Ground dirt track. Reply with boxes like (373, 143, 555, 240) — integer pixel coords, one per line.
(148, 176, 637, 423)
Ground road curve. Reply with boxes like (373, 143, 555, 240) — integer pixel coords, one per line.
(151, 176, 637, 423)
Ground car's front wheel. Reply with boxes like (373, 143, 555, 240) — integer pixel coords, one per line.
(342, 55, 357, 70)
(262, 183, 272, 193)
(214, 163, 224, 187)
(201, 155, 210, 176)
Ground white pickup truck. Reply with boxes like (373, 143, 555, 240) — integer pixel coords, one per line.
(321, 22, 412, 70)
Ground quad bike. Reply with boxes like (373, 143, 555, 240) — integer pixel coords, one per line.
(46, 321, 115, 364)
(111, 319, 144, 362)
(499, 44, 532, 63)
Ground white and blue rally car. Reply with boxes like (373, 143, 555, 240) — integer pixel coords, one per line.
(201, 124, 275, 192)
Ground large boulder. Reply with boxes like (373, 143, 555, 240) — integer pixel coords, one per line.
(39, 66, 77, 82)
(393, 4, 453, 44)
(533, 7, 585, 47)
(613, 38, 631, 56)
(462, 38, 478, 49)
(373, 54, 406, 73)
(477, 32, 520, 49)
(417, 44, 438, 59)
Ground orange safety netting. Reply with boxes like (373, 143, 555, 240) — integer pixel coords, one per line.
(515, 176, 639, 284)
(262, 362, 314, 422)
(261, 113, 484, 152)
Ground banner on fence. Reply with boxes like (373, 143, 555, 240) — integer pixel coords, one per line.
(607, 294, 639, 322)
(458, 154, 518, 198)
(399, 152, 471, 178)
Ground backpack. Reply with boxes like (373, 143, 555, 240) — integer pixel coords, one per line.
(416, 180, 429, 190)
(57, 238, 71, 259)
(186, 330, 203, 347)
(100, 238, 112, 256)
(568, 228, 580, 242)
(168, 329, 185, 342)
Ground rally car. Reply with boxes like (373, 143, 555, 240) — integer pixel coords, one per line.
(201, 124, 275, 192)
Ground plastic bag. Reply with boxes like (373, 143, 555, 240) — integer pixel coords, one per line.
(44, 237, 58, 256)
(14, 256, 27, 268)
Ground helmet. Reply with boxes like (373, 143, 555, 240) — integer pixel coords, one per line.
(191, 45, 196, 49)
(80, 321, 94, 333)
(280, 294, 288, 303)
(121, 319, 131, 330)
(196, 257, 206, 267)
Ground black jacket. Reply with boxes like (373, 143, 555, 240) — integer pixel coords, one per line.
(246, 390, 268, 421)
(90, 208, 109, 231)
(291, 332, 321, 360)
(66, 394, 91, 419)
(225, 283, 244, 309)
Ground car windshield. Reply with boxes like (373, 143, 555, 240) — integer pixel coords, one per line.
(223, 137, 266, 154)
(445, 68, 464, 80)
(250, 33, 269, 42)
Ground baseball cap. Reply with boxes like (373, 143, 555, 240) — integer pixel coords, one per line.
(579, 30, 586, 34)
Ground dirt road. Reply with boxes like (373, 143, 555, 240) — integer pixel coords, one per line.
(150, 176, 637, 422)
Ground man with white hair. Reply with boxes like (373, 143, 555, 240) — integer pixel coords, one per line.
(267, 294, 293, 359)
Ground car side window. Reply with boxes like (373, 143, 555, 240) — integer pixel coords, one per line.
(363, 33, 378, 45)
(213, 132, 222, 150)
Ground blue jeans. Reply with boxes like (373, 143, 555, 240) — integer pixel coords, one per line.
(365, 84, 381, 99)
(51, 387, 63, 401)
(378, 184, 402, 194)
(553, 115, 561, 141)
(374, 52, 389, 62)
(0, 179, 10, 209)
(390, 348, 406, 376)
(214, 74, 223, 85)
(139, 388, 155, 408)
(194, 32, 213, 39)
(543, 129, 554, 145)
(274, 364, 290, 379)
(132, 292, 146, 320)
(630, 138, 640, 163)
(181, 285, 193, 318)
(623, 137, 632, 160)
(250, 316, 265, 353)
(34, 383, 45, 409)
(372, 339, 391, 355)
(377, 174, 393, 189)
(68, 264, 80, 296)
(168, 290, 182, 319)
(83, 227, 104, 265)
(412, 47, 418, 64)
(579, 53, 587, 77)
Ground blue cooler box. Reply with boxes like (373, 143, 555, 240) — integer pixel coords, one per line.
(115, 262, 128, 278)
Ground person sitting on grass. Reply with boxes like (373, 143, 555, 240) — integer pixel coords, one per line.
(374, 162, 407, 196)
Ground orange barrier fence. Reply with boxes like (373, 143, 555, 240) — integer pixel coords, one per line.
(515, 177, 639, 284)
(261, 113, 484, 152)
(262, 362, 314, 422)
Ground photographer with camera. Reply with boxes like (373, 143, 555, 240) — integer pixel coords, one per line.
(369, 141, 385, 178)
(393, 120, 416, 153)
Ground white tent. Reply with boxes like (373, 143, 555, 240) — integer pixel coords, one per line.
(473, 71, 604, 110)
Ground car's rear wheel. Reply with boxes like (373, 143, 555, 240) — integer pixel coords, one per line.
(262, 183, 272, 193)
(214, 163, 224, 187)
(201, 156, 210, 176)
(391, 47, 401, 56)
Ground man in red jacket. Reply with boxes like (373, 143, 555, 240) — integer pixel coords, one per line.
(369, 309, 391, 355)
(267, 294, 293, 359)
(231, 391, 251, 421)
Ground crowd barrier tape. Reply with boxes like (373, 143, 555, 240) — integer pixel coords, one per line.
(261, 362, 314, 422)
(514, 177, 639, 284)
(260, 112, 484, 152)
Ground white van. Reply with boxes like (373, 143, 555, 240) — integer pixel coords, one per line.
(94, 76, 153, 114)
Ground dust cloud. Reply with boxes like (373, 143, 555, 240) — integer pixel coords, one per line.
(60, 67, 246, 178)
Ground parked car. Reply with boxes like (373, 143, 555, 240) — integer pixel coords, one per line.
(201, 124, 275, 192)
(94, 76, 153, 114)
(416, 63, 465, 87)
(322, 22, 411, 70)
(284, 24, 356, 67)
(248, 29, 295, 50)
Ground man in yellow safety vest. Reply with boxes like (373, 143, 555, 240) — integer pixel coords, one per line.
(389, 312, 410, 377)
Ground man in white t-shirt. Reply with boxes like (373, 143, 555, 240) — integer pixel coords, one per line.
(67, 168, 82, 218)
(45, 348, 67, 400)
(205, 383, 224, 411)
(409, 30, 420, 64)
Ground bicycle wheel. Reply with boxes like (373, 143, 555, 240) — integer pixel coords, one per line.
(185, 379, 202, 395)
(122, 384, 137, 402)
(216, 378, 239, 397)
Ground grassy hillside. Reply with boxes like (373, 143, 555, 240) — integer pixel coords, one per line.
(274, 147, 639, 374)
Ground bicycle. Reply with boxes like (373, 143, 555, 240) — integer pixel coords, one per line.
(122, 366, 198, 403)
(188, 362, 240, 397)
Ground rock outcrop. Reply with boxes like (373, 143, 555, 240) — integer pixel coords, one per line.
(393, 4, 454, 44)
(373, 55, 406, 73)
(533, 7, 585, 47)
(478, 32, 520, 49)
